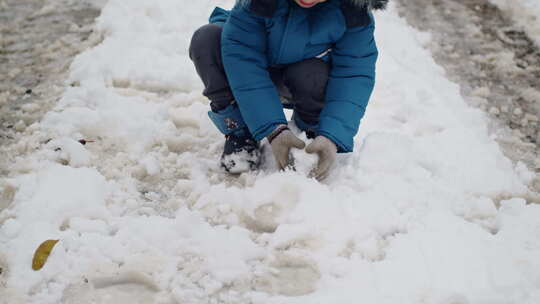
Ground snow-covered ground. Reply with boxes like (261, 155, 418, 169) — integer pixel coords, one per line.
(1, 1, 540, 303)
(490, 0, 540, 46)
(393, 0, 540, 188)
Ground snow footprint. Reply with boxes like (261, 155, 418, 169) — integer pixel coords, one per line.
(0, 254, 8, 289)
(0, 182, 17, 211)
(242, 202, 283, 233)
(62, 271, 160, 304)
(418, 292, 470, 304)
(241, 181, 303, 233)
(254, 254, 321, 297)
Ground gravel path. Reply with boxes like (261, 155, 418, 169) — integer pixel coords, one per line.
(394, 0, 540, 193)
(0, 0, 100, 176)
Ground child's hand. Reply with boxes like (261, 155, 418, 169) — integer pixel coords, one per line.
(305, 136, 337, 181)
(268, 125, 306, 170)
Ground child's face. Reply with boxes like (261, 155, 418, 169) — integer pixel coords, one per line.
(294, 0, 328, 8)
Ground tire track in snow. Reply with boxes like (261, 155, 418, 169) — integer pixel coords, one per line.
(0, 0, 101, 176)
(395, 0, 540, 195)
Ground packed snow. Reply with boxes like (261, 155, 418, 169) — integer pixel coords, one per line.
(1, 1, 540, 304)
(490, 0, 540, 46)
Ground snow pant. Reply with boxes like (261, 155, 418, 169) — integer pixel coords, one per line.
(189, 23, 330, 126)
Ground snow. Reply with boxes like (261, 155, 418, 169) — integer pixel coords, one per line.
(489, 0, 540, 47)
(288, 124, 318, 176)
(1, 1, 540, 304)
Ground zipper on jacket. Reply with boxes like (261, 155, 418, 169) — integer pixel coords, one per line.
(276, 6, 295, 64)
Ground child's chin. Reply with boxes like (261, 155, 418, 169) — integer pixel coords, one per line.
(297, 1, 317, 8)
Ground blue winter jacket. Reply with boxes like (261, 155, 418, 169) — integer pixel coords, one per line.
(210, 0, 380, 153)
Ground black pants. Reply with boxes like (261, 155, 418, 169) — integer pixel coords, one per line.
(189, 24, 329, 125)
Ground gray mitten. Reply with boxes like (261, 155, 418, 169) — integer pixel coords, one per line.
(305, 136, 337, 181)
(268, 125, 306, 170)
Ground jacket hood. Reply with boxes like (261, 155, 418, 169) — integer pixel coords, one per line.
(238, 0, 389, 10)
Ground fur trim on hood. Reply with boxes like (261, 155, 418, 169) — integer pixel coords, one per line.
(348, 0, 388, 10)
(238, 0, 389, 10)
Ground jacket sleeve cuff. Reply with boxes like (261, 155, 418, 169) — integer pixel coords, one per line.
(253, 121, 287, 141)
(318, 115, 354, 153)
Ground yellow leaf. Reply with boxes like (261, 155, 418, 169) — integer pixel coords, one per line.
(32, 240, 59, 271)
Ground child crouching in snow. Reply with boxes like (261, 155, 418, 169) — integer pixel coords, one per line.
(189, 0, 386, 180)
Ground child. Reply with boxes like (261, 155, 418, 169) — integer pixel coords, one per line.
(189, 0, 386, 180)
